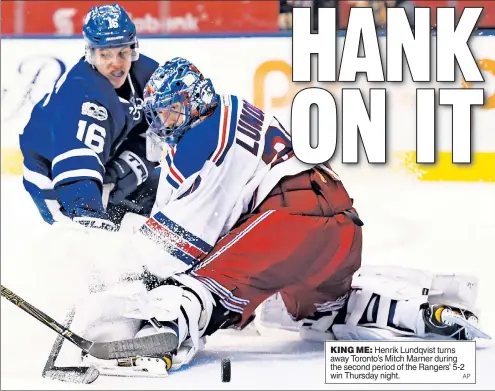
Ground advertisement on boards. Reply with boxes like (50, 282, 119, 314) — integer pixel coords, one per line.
(0, 1, 280, 35)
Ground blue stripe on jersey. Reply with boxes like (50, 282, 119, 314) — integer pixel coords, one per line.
(52, 154, 103, 181)
(152, 211, 213, 253)
(166, 174, 180, 189)
(215, 95, 238, 166)
(177, 175, 202, 200)
(165, 153, 172, 167)
(139, 224, 198, 266)
(167, 247, 197, 266)
(139, 224, 155, 238)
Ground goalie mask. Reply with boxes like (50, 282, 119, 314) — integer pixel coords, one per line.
(143, 57, 218, 147)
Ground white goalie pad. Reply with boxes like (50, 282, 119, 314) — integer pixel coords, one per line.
(345, 265, 433, 335)
(255, 265, 480, 341)
(355, 265, 479, 314)
(428, 273, 479, 313)
(253, 293, 305, 337)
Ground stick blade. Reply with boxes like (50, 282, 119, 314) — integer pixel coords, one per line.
(43, 366, 100, 384)
(90, 332, 179, 360)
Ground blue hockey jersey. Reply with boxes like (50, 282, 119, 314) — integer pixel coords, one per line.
(19, 54, 158, 223)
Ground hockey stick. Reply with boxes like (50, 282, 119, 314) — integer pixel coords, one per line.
(1, 285, 179, 360)
(42, 306, 76, 376)
(41, 306, 101, 384)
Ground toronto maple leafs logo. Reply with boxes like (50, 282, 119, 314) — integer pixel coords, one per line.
(129, 96, 144, 121)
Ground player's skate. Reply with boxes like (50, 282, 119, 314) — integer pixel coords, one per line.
(80, 322, 176, 378)
(423, 304, 491, 340)
(81, 351, 173, 378)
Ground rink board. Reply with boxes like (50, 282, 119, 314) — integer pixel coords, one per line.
(1, 33, 494, 181)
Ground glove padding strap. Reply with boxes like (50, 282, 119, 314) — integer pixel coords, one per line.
(73, 216, 117, 232)
(119, 150, 149, 186)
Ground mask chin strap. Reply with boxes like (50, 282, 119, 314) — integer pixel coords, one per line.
(128, 73, 136, 96)
(130, 39, 140, 61)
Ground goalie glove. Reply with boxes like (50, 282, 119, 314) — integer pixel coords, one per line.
(423, 304, 491, 340)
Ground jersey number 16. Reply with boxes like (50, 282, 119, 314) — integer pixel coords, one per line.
(77, 120, 106, 154)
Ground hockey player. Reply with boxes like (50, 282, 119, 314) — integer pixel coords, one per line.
(19, 4, 160, 230)
(75, 58, 489, 376)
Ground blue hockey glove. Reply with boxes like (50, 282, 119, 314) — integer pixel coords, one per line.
(104, 151, 149, 204)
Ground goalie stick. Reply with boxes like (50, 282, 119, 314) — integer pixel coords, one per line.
(1, 285, 179, 360)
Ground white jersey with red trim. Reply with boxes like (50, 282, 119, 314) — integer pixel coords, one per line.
(139, 94, 316, 268)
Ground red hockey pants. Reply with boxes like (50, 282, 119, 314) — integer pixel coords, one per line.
(191, 167, 363, 325)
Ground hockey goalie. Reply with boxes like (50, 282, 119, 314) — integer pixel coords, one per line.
(69, 57, 490, 378)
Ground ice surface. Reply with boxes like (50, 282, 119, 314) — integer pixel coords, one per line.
(1, 169, 494, 390)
